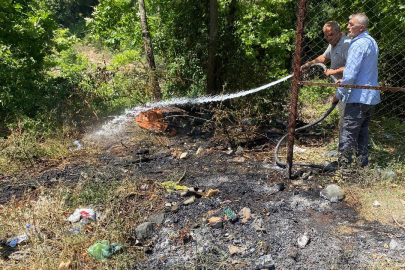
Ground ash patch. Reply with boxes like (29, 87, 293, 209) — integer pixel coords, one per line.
(1, 113, 404, 269)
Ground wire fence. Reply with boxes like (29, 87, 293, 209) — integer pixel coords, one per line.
(283, 0, 405, 177)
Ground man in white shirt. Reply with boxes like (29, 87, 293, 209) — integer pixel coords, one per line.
(301, 21, 351, 127)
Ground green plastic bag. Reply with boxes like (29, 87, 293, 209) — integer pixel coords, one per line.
(88, 240, 122, 261)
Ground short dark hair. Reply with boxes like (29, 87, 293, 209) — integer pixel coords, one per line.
(323, 21, 341, 32)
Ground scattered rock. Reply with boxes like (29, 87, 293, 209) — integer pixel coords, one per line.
(208, 217, 223, 229)
(205, 189, 219, 197)
(231, 157, 246, 163)
(171, 202, 179, 213)
(301, 170, 312, 180)
(326, 150, 338, 157)
(389, 239, 403, 250)
(134, 222, 156, 243)
(241, 207, 251, 224)
(196, 147, 204, 155)
(292, 179, 305, 186)
(297, 232, 310, 248)
(180, 152, 188, 159)
(320, 184, 345, 202)
(372, 200, 381, 207)
(255, 254, 275, 270)
(164, 203, 172, 212)
(228, 245, 243, 255)
(253, 217, 266, 233)
(147, 212, 165, 225)
(225, 149, 234, 155)
(235, 146, 244, 155)
(183, 196, 196, 205)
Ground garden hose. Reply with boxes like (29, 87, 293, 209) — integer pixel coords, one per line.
(274, 63, 339, 171)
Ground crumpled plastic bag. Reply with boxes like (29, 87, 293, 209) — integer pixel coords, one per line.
(87, 240, 122, 261)
(7, 233, 30, 247)
(67, 209, 96, 223)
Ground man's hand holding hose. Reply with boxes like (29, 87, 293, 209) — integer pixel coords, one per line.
(332, 78, 342, 104)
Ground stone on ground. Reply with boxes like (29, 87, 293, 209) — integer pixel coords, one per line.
(320, 184, 345, 202)
(135, 222, 156, 243)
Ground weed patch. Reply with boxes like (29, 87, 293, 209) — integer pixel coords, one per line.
(0, 173, 166, 269)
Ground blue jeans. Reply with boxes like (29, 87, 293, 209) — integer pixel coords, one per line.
(338, 103, 375, 167)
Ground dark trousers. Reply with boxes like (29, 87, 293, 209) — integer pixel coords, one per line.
(338, 103, 375, 167)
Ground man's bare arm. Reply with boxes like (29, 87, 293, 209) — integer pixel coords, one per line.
(325, 66, 345, 77)
(300, 55, 330, 72)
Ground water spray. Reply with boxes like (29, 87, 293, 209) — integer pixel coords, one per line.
(92, 63, 338, 173)
(94, 74, 293, 137)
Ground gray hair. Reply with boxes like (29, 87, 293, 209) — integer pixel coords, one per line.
(323, 21, 341, 32)
(349, 13, 369, 29)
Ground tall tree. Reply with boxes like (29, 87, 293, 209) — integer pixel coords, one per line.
(207, 0, 219, 95)
(138, 0, 162, 100)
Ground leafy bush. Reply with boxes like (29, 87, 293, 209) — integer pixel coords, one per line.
(87, 0, 141, 49)
(109, 49, 142, 70)
(0, 1, 58, 121)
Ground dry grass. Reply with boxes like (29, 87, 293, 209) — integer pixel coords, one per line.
(344, 183, 405, 228)
(0, 174, 166, 269)
(369, 254, 405, 270)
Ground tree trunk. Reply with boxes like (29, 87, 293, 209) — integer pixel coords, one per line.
(207, 0, 219, 95)
(138, 0, 162, 100)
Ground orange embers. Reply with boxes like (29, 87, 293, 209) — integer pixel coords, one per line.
(136, 109, 176, 135)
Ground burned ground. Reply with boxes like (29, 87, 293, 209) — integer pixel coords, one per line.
(0, 106, 404, 270)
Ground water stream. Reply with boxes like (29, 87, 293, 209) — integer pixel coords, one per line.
(89, 74, 293, 140)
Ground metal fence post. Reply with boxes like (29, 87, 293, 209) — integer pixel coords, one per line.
(286, 0, 307, 179)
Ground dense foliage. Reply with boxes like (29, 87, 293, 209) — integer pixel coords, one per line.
(88, 0, 296, 97)
(0, 0, 58, 119)
(0, 0, 404, 169)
